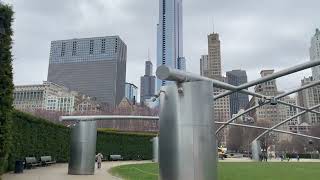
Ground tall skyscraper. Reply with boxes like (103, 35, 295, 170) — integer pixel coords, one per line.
(310, 28, 320, 80)
(200, 55, 209, 77)
(208, 32, 222, 79)
(141, 61, 156, 104)
(47, 36, 127, 108)
(251, 70, 291, 141)
(298, 76, 320, 125)
(125, 82, 138, 104)
(203, 31, 230, 147)
(157, 0, 186, 91)
(226, 70, 249, 116)
(145, 60, 153, 76)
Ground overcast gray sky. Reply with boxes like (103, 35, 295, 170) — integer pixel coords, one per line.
(3, 0, 320, 93)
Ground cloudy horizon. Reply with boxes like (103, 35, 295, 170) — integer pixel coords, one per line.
(3, 0, 320, 95)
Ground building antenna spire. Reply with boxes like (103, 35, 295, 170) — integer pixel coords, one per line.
(213, 18, 215, 33)
(147, 48, 150, 61)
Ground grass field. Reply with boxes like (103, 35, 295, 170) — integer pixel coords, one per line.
(109, 162, 320, 180)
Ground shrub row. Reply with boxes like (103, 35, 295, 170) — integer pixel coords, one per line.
(0, 4, 14, 174)
(7, 111, 155, 171)
(97, 131, 154, 161)
(286, 153, 320, 159)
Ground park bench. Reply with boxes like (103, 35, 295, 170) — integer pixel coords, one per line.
(40, 156, 56, 166)
(25, 157, 41, 169)
(109, 155, 123, 161)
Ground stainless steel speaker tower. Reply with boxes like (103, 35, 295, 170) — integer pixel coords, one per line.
(152, 136, 159, 163)
(68, 121, 97, 175)
(159, 81, 217, 180)
(251, 140, 262, 161)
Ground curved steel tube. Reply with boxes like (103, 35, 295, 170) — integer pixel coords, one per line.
(253, 103, 320, 142)
(214, 60, 320, 99)
(216, 104, 264, 134)
(215, 122, 320, 140)
(215, 80, 320, 134)
(156, 65, 237, 91)
(60, 115, 320, 140)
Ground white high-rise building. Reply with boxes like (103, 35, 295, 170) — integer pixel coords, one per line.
(157, 0, 186, 91)
(298, 76, 320, 125)
(13, 81, 103, 114)
(200, 55, 209, 76)
(310, 28, 320, 80)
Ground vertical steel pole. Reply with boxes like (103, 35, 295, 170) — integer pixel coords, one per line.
(159, 81, 217, 180)
(68, 121, 97, 175)
(251, 140, 261, 161)
(152, 136, 159, 163)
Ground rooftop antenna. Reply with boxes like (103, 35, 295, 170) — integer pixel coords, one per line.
(213, 18, 215, 33)
(147, 48, 151, 61)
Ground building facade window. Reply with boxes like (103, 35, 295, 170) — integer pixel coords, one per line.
(61, 42, 66, 56)
(101, 39, 106, 53)
(72, 41, 77, 56)
(89, 40, 94, 54)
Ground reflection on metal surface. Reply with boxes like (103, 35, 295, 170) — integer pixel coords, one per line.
(251, 140, 261, 161)
(152, 137, 159, 163)
(68, 121, 97, 175)
(215, 122, 320, 140)
(159, 81, 217, 180)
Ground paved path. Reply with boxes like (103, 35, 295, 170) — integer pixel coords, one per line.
(2, 161, 151, 180)
(3, 158, 320, 180)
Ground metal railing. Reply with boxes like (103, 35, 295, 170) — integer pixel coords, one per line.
(60, 115, 320, 141)
(215, 80, 320, 134)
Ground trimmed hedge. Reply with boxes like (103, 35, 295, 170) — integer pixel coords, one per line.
(286, 153, 320, 159)
(6, 111, 155, 171)
(0, 4, 14, 174)
(8, 111, 71, 170)
(97, 131, 154, 160)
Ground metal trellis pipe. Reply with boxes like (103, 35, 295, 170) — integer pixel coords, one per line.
(214, 60, 320, 99)
(253, 103, 320, 142)
(215, 122, 320, 140)
(215, 80, 320, 134)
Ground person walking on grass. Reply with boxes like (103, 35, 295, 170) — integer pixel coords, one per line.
(96, 153, 104, 169)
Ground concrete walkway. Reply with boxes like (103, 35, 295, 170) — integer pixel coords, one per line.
(2, 161, 151, 180)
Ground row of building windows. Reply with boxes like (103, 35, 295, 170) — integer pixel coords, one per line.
(60, 38, 116, 57)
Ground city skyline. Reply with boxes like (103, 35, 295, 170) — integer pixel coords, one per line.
(4, 0, 320, 95)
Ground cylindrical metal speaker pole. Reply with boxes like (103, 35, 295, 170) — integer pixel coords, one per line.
(152, 136, 159, 163)
(251, 140, 261, 161)
(68, 120, 97, 175)
(159, 81, 217, 180)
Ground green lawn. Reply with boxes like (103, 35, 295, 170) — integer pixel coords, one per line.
(109, 162, 320, 180)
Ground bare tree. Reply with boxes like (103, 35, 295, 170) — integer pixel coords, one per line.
(309, 125, 320, 152)
(227, 126, 245, 152)
(246, 120, 273, 151)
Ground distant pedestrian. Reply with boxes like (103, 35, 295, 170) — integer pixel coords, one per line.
(96, 153, 104, 169)
(264, 154, 268, 162)
(297, 154, 300, 162)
